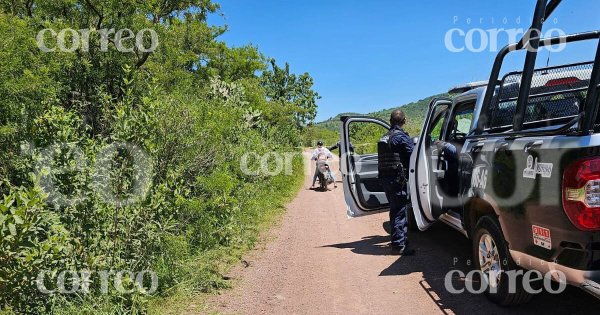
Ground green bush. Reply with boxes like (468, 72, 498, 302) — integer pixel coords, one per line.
(0, 184, 73, 313)
(0, 1, 315, 313)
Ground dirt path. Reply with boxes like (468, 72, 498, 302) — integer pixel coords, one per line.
(199, 152, 599, 315)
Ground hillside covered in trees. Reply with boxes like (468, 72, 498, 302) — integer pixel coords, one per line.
(0, 1, 319, 313)
(308, 94, 450, 150)
(316, 94, 450, 136)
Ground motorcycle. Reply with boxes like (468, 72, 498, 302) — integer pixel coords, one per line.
(315, 157, 334, 191)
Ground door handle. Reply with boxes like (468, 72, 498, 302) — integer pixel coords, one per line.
(524, 140, 543, 153)
(494, 141, 509, 153)
(470, 142, 484, 153)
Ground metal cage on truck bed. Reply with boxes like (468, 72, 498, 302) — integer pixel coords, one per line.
(474, 0, 600, 137)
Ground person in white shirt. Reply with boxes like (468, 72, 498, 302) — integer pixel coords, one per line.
(311, 141, 337, 188)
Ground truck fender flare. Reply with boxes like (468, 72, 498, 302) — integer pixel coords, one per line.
(464, 195, 501, 237)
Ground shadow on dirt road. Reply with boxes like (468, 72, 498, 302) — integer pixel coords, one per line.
(324, 222, 600, 315)
(207, 152, 599, 315)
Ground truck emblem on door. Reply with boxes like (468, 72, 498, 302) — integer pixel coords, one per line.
(471, 165, 488, 190)
(523, 155, 553, 179)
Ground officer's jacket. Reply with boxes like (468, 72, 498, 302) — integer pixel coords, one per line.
(381, 125, 414, 177)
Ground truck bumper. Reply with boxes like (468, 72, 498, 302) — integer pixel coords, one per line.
(510, 250, 600, 299)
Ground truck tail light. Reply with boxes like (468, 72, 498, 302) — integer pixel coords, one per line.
(563, 158, 600, 231)
(545, 77, 580, 87)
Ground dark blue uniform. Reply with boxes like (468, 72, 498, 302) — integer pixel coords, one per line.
(381, 125, 414, 248)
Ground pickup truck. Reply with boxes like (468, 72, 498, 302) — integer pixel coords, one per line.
(339, 0, 600, 306)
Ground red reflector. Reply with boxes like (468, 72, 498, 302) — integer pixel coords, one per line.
(562, 158, 600, 231)
(545, 77, 580, 87)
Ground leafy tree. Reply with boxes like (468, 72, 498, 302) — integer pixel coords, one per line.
(0, 1, 319, 313)
(261, 59, 321, 127)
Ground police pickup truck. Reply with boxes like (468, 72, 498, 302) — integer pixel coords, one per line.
(339, 0, 600, 306)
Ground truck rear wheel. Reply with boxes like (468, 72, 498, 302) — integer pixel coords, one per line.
(472, 216, 532, 306)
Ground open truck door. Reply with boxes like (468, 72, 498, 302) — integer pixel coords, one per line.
(409, 98, 453, 230)
(339, 116, 432, 230)
(339, 116, 390, 217)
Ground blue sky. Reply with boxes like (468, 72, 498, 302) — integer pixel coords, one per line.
(208, 1, 600, 122)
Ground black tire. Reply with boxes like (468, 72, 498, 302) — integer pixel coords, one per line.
(472, 216, 532, 306)
(318, 173, 327, 191)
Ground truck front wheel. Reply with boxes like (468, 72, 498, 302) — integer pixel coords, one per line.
(472, 216, 532, 306)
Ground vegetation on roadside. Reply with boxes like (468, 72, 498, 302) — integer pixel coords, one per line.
(302, 125, 339, 148)
(0, 1, 316, 313)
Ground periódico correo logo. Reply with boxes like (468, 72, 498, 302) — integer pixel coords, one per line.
(36, 28, 158, 53)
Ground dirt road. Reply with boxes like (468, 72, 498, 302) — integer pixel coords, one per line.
(203, 152, 600, 314)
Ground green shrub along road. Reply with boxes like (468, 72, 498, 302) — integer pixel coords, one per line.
(0, 1, 313, 313)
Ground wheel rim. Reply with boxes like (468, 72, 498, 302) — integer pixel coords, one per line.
(478, 233, 502, 287)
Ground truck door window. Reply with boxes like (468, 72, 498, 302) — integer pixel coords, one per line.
(448, 108, 474, 143)
(348, 122, 388, 155)
(429, 106, 448, 144)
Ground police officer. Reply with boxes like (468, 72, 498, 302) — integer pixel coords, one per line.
(378, 109, 415, 255)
